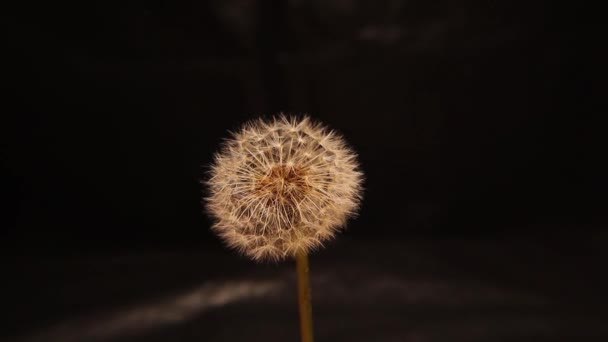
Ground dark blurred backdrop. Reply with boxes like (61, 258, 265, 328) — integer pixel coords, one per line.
(2, 1, 607, 341)
(2, 1, 604, 252)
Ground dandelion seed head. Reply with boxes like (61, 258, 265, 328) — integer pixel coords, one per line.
(205, 115, 363, 261)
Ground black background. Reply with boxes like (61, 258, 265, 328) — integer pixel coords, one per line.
(2, 1, 606, 341)
(3, 1, 604, 250)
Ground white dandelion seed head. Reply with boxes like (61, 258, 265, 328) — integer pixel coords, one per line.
(205, 115, 364, 262)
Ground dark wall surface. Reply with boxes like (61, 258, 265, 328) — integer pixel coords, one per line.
(2, 2, 607, 342)
(2, 1, 604, 251)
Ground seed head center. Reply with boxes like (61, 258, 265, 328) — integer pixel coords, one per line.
(256, 165, 308, 199)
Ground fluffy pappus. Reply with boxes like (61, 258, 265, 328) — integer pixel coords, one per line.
(205, 115, 363, 262)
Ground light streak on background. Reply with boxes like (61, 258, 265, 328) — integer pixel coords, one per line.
(19, 280, 283, 342)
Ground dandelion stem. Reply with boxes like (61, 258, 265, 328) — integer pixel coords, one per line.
(296, 250, 314, 342)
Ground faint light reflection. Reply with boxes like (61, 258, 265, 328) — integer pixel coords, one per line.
(21, 280, 282, 342)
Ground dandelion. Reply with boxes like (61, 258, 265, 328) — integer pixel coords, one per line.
(205, 115, 363, 262)
(204, 115, 363, 342)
